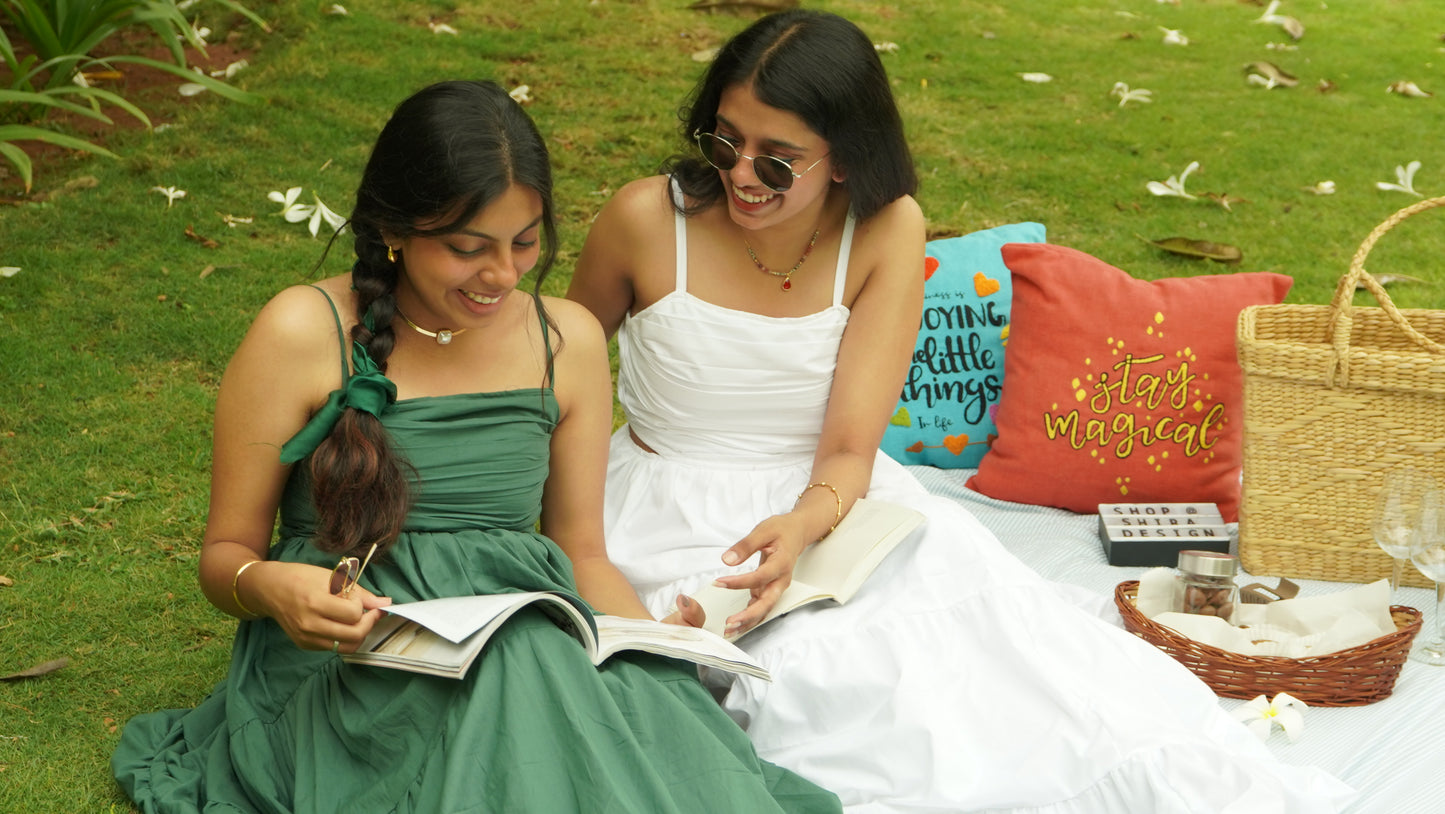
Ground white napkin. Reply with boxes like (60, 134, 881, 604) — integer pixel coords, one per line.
(1136, 575, 1395, 658)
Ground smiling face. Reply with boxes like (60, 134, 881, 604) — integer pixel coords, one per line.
(712, 82, 838, 232)
(392, 183, 544, 329)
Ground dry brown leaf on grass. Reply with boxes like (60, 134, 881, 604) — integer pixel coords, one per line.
(0, 658, 69, 682)
(185, 225, 220, 248)
(1138, 235, 1243, 264)
(0, 575, 13, 587)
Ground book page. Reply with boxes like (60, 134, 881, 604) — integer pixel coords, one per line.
(591, 616, 771, 681)
(689, 498, 925, 639)
(381, 592, 592, 644)
(344, 591, 597, 679)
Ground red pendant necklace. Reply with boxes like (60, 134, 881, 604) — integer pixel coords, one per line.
(745, 229, 820, 292)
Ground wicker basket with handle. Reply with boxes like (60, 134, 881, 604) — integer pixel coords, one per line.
(1236, 196, 1445, 588)
(1115, 581, 1421, 706)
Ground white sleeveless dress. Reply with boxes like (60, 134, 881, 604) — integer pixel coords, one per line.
(602, 189, 1355, 813)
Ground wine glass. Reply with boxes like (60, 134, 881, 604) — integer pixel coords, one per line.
(1373, 467, 1432, 598)
(1408, 488, 1445, 666)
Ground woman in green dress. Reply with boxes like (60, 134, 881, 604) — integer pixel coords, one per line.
(111, 79, 840, 814)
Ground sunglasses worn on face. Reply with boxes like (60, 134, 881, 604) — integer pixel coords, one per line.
(693, 130, 828, 193)
(330, 542, 378, 598)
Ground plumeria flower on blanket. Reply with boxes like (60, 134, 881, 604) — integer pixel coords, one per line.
(1110, 82, 1153, 107)
(1376, 161, 1424, 196)
(151, 185, 187, 208)
(1147, 161, 1199, 199)
(1231, 693, 1307, 742)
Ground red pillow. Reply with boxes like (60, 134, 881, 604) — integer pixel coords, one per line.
(966, 243, 1291, 522)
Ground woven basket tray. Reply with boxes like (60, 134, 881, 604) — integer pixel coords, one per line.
(1114, 581, 1421, 706)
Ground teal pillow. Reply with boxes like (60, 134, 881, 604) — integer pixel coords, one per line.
(880, 222, 1046, 468)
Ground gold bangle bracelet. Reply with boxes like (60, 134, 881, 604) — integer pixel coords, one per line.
(231, 560, 262, 619)
(796, 481, 842, 535)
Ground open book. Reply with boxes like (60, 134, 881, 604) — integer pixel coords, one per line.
(689, 497, 926, 640)
(342, 591, 770, 681)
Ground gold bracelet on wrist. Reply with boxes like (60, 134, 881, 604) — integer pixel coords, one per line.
(796, 481, 842, 535)
(231, 559, 263, 619)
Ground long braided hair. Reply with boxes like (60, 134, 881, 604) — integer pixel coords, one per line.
(307, 80, 560, 558)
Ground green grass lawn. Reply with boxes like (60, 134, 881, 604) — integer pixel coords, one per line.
(1, 0, 1442, 810)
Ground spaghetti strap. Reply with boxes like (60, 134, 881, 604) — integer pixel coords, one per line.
(532, 293, 556, 389)
(302, 284, 350, 382)
(670, 176, 688, 294)
(833, 214, 856, 308)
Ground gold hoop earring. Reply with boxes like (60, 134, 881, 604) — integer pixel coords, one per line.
(387, 245, 397, 264)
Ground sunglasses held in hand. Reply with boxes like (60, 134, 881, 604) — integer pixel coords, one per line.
(330, 542, 378, 598)
(693, 130, 828, 193)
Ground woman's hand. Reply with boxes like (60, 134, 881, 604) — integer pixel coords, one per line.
(658, 594, 707, 628)
(254, 561, 392, 653)
(712, 512, 812, 636)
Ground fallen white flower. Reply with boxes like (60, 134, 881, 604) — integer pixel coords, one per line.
(1147, 161, 1199, 199)
(178, 82, 208, 97)
(151, 185, 188, 208)
(509, 84, 532, 104)
(1159, 27, 1189, 46)
(1, 267, 19, 278)
(221, 214, 253, 228)
(1304, 180, 1336, 195)
(326, 4, 349, 15)
(428, 21, 458, 35)
(308, 194, 348, 238)
(1017, 72, 1053, 84)
(1376, 161, 1424, 196)
(1110, 82, 1153, 107)
(210, 59, 248, 79)
(269, 187, 313, 222)
(873, 41, 899, 54)
(1387, 81, 1433, 98)
(1254, 1, 1305, 41)
(1246, 73, 1280, 90)
(1231, 693, 1307, 742)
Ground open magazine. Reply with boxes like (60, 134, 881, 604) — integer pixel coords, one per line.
(688, 497, 926, 640)
(342, 591, 770, 681)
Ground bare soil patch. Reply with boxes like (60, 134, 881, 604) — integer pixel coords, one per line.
(1, 28, 260, 199)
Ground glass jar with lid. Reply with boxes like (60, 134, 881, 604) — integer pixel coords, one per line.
(1175, 550, 1239, 624)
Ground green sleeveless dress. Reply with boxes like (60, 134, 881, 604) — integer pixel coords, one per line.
(111, 291, 840, 814)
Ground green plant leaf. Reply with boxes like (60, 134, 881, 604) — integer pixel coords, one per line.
(0, 140, 35, 191)
(0, 87, 116, 122)
(49, 84, 152, 127)
(0, 123, 117, 157)
(92, 55, 261, 103)
(1137, 235, 1244, 264)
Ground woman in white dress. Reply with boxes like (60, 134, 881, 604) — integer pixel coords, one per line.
(566, 10, 1354, 812)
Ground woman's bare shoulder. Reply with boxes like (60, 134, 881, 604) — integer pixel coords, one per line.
(597, 175, 675, 229)
(245, 275, 354, 353)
